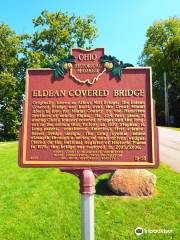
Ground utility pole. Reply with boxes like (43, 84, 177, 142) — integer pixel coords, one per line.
(164, 72, 169, 126)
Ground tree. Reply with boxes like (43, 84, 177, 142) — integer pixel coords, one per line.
(0, 73, 19, 140)
(24, 10, 98, 67)
(0, 23, 23, 140)
(139, 17, 180, 126)
(0, 11, 98, 139)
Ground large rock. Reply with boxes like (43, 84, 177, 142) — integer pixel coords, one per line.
(107, 169, 156, 196)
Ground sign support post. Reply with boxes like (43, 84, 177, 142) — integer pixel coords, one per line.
(80, 170, 96, 240)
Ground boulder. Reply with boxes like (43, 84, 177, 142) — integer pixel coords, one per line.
(107, 169, 156, 196)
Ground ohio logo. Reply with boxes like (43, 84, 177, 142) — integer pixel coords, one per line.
(70, 48, 105, 85)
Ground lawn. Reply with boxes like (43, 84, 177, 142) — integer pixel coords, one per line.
(169, 127, 180, 131)
(0, 142, 179, 240)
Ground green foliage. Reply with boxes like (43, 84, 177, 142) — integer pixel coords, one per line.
(0, 24, 23, 140)
(0, 73, 19, 140)
(0, 10, 98, 140)
(139, 17, 180, 126)
(0, 23, 20, 72)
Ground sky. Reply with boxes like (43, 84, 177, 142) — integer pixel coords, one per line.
(0, 0, 179, 65)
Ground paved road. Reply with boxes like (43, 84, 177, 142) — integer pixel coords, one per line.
(158, 127, 180, 172)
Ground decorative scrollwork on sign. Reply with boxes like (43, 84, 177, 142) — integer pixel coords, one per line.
(46, 52, 134, 82)
(100, 55, 134, 80)
(47, 55, 75, 80)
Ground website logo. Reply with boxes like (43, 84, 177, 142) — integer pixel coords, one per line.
(135, 227, 143, 235)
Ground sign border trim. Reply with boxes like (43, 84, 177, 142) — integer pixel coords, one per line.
(21, 67, 156, 167)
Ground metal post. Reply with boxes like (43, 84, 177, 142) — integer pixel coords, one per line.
(80, 170, 96, 240)
(81, 195, 94, 240)
(164, 72, 169, 126)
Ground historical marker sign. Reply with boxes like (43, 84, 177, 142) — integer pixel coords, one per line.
(19, 48, 159, 169)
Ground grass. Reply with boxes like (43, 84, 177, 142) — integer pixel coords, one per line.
(169, 127, 180, 131)
(0, 142, 179, 240)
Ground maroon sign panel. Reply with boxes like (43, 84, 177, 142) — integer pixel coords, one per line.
(19, 48, 159, 169)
